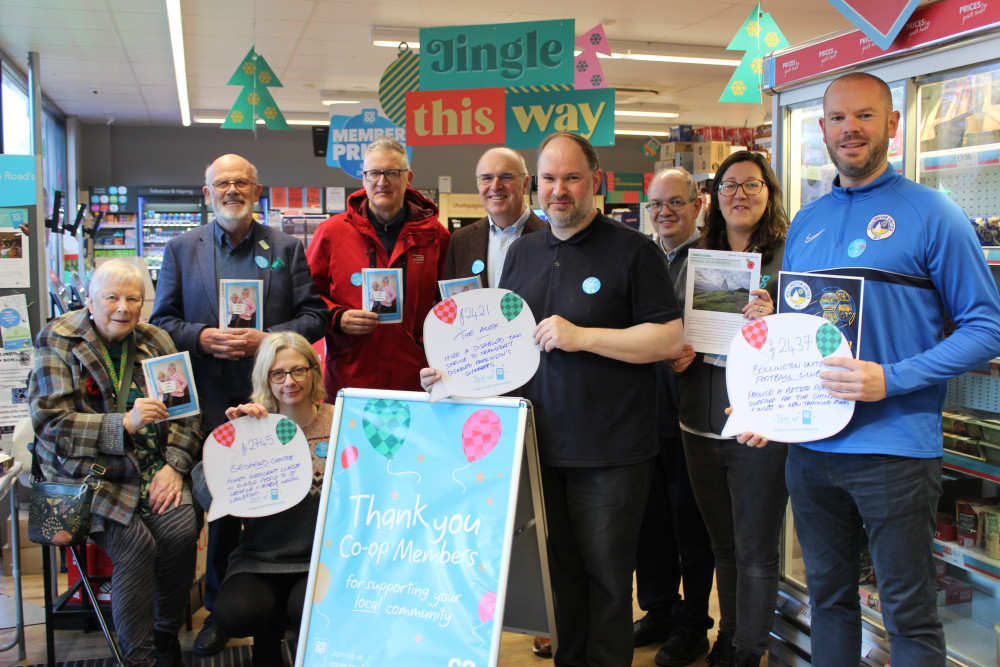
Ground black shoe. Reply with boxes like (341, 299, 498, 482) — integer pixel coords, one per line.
(153, 630, 188, 667)
(706, 633, 735, 667)
(634, 612, 674, 647)
(733, 649, 761, 667)
(194, 617, 230, 657)
(654, 625, 709, 667)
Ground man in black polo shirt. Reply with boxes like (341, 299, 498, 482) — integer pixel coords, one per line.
(500, 132, 684, 666)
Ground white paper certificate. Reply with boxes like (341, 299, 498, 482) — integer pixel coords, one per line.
(684, 248, 762, 355)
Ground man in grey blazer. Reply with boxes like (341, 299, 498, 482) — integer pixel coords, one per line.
(443, 147, 546, 286)
(150, 153, 329, 656)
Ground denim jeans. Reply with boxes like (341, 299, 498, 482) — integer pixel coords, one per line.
(681, 432, 788, 655)
(635, 435, 715, 629)
(541, 461, 653, 667)
(786, 446, 945, 667)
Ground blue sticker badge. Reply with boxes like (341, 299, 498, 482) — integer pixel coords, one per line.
(471, 259, 485, 275)
(582, 277, 601, 294)
(350, 272, 363, 286)
(847, 239, 867, 258)
(315, 441, 329, 458)
(255, 255, 269, 268)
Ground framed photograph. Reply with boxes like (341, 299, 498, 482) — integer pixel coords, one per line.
(219, 279, 263, 330)
(438, 275, 483, 300)
(141, 351, 200, 421)
(361, 267, 403, 323)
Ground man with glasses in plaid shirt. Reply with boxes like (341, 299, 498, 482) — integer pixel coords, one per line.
(307, 138, 450, 396)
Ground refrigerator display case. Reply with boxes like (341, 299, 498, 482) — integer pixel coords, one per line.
(764, 3, 1000, 665)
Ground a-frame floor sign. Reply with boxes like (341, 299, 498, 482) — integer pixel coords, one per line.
(297, 389, 555, 667)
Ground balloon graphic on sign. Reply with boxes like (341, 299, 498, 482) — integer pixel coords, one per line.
(472, 590, 498, 646)
(741, 319, 768, 351)
(340, 445, 358, 470)
(815, 321, 842, 358)
(462, 410, 502, 463)
(362, 399, 420, 481)
(433, 298, 457, 325)
(212, 422, 236, 448)
(500, 292, 523, 321)
(478, 591, 497, 623)
(453, 409, 502, 492)
(311, 561, 332, 626)
(276, 417, 298, 445)
(722, 313, 854, 443)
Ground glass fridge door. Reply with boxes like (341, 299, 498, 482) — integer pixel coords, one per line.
(783, 83, 906, 219)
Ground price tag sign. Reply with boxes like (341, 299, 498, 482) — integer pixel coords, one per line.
(956, 151, 976, 168)
(721, 313, 854, 441)
(939, 544, 964, 567)
(860, 641, 873, 658)
(795, 605, 812, 627)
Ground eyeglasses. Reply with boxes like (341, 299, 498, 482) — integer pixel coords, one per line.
(268, 366, 312, 383)
(477, 172, 521, 185)
(645, 199, 693, 214)
(717, 179, 766, 197)
(211, 179, 255, 192)
(363, 169, 407, 183)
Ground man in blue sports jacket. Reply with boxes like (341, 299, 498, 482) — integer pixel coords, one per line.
(151, 153, 329, 656)
(776, 72, 1000, 665)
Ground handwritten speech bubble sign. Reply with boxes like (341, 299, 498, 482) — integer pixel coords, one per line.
(423, 288, 539, 402)
(721, 312, 855, 442)
(203, 413, 311, 521)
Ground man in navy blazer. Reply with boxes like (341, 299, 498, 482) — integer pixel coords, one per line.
(443, 147, 546, 286)
(151, 153, 329, 656)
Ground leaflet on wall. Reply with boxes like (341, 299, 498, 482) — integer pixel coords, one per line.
(0, 294, 32, 349)
(721, 312, 854, 442)
(140, 351, 200, 421)
(0, 349, 32, 430)
(777, 271, 864, 357)
(0, 209, 29, 288)
(683, 249, 762, 355)
(219, 279, 263, 330)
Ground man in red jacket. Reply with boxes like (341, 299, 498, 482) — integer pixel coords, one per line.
(307, 138, 449, 396)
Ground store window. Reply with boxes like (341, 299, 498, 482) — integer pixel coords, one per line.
(1, 59, 31, 155)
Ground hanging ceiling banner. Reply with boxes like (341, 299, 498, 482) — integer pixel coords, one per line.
(327, 109, 410, 180)
(505, 88, 615, 148)
(827, 0, 922, 50)
(404, 88, 506, 146)
(419, 20, 574, 91)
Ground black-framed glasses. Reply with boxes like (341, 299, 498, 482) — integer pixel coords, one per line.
(645, 199, 693, 214)
(211, 179, 255, 192)
(477, 172, 521, 185)
(363, 169, 407, 183)
(718, 179, 766, 197)
(268, 366, 312, 383)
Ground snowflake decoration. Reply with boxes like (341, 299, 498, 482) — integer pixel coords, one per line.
(591, 74, 602, 87)
(230, 110, 244, 123)
(590, 33, 603, 46)
(264, 106, 278, 119)
(577, 60, 589, 73)
(247, 92, 261, 106)
(747, 21, 760, 37)
(764, 31, 779, 48)
(363, 109, 377, 123)
(258, 71, 272, 85)
(730, 80, 747, 96)
(751, 58, 763, 75)
(242, 62, 255, 75)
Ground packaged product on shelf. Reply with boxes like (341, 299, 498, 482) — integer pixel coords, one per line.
(956, 497, 1000, 548)
(935, 513, 958, 541)
(981, 506, 1000, 558)
(934, 559, 947, 578)
(935, 575, 973, 606)
(858, 584, 881, 613)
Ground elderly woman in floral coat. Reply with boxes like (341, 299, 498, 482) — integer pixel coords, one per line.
(29, 259, 201, 667)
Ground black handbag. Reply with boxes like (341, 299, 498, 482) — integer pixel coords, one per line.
(28, 334, 134, 547)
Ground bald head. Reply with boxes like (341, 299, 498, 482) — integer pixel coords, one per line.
(476, 147, 531, 228)
(824, 72, 893, 116)
(203, 154, 263, 240)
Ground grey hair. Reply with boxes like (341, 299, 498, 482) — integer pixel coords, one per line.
(653, 167, 698, 200)
(365, 138, 410, 169)
(88, 259, 146, 302)
(204, 155, 259, 185)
